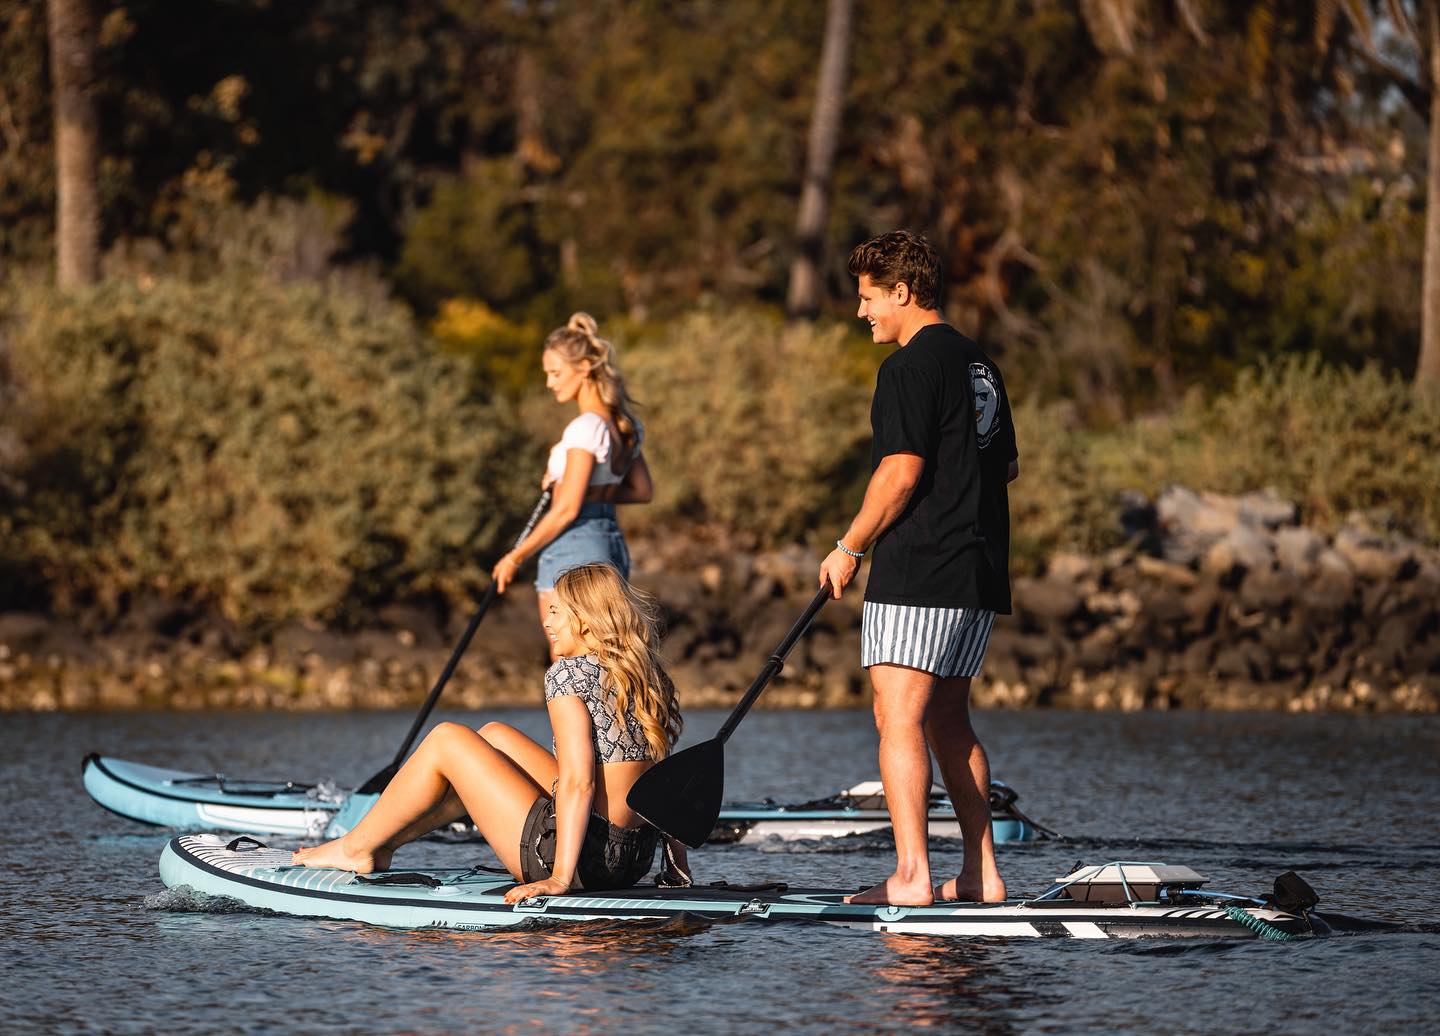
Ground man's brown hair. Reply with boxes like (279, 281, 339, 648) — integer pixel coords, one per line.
(847, 230, 943, 310)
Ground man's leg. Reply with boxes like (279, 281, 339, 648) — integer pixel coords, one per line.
(925, 677, 1006, 902)
(847, 663, 937, 906)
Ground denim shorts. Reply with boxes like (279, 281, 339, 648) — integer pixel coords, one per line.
(519, 794, 659, 890)
(535, 502, 631, 591)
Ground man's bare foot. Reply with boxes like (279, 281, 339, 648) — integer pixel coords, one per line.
(933, 872, 1007, 903)
(845, 874, 934, 907)
(291, 837, 392, 874)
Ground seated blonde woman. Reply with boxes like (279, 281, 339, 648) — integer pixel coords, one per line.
(294, 563, 685, 900)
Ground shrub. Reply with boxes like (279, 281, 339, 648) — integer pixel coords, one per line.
(1127, 356, 1440, 538)
(623, 308, 873, 543)
(0, 274, 540, 624)
(430, 298, 542, 399)
(1009, 356, 1440, 562)
(393, 161, 544, 314)
(1006, 398, 1124, 569)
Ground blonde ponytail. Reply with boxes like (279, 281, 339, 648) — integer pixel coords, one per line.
(544, 313, 642, 464)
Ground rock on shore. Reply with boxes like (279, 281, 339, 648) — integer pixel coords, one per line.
(1, 488, 1436, 713)
(992, 488, 1440, 713)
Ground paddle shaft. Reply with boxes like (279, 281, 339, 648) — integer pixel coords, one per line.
(714, 584, 831, 744)
(625, 583, 832, 845)
(359, 488, 552, 793)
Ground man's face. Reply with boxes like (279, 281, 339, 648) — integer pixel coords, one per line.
(856, 274, 905, 344)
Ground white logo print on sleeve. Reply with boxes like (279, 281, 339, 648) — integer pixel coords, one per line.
(970, 362, 1001, 448)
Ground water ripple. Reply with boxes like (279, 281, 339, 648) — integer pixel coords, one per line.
(5, 708, 1438, 1035)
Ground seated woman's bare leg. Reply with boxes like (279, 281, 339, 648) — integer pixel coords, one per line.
(379, 787, 468, 853)
(371, 722, 556, 853)
(426, 724, 550, 879)
(478, 722, 558, 789)
(295, 723, 546, 875)
(292, 730, 459, 873)
(366, 724, 554, 857)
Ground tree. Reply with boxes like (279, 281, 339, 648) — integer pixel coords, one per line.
(1416, 2, 1440, 385)
(45, 0, 100, 288)
(1320, 0, 1440, 386)
(786, 0, 854, 318)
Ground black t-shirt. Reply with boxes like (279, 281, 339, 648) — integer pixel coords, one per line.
(864, 323, 1016, 613)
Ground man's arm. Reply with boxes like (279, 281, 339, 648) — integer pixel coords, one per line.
(818, 452, 925, 599)
(1007, 458, 1019, 483)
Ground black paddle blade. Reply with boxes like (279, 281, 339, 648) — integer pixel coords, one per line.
(626, 738, 725, 849)
(355, 763, 397, 796)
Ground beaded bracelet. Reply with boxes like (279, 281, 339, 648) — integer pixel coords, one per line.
(835, 539, 865, 559)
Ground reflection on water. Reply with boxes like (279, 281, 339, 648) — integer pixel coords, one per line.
(864, 935, 1015, 1033)
(4, 709, 1438, 1035)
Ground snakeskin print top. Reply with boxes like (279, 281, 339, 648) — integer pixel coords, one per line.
(543, 655, 654, 763)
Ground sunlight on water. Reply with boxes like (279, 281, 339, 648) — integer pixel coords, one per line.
(5, 708, 1438, 1035)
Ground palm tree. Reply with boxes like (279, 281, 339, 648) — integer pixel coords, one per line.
(786, 0, 854, 318)
(46, 0, 100, 289)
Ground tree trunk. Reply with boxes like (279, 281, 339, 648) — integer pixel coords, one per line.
(786, 0, 854, 319)
(46, 0, 101, 289)
(514, 48, 555, 174)
(1420, 2, 1440, 386)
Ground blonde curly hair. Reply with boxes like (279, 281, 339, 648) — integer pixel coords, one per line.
(553, 563, 681, 760)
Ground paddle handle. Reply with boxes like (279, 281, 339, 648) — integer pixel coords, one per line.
(361, 488, 552, 792)
(715, 584, 831, 745)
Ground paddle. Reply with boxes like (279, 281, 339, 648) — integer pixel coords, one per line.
(627, 583, 832, 847)
(354, 487, 553, 795)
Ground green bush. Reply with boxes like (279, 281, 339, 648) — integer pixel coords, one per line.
(0, 274, 540, 624)
(1006, 398, 1123, 570)
(624, 309, 873, 543)
(3, 269, 1433, 629)
(1010, 356, 1440, 563)
(429, 298, 543, 399)
(393, 161, 546, 315)
(1125, 356, 1440, 537)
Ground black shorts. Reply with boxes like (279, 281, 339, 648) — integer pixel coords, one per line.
(519, 795, 658, 890)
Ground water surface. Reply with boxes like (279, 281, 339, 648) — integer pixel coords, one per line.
(3, 709, 1437, 1034)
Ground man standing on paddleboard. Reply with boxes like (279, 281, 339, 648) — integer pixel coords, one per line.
(819, 230, 1018, 907)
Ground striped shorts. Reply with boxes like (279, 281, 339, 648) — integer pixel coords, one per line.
(860, 601, 996, 678)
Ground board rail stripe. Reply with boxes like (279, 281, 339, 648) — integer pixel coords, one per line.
(163, 835, 1289, 938)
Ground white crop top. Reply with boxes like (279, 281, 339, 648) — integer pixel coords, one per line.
(545, 412, 642, 488)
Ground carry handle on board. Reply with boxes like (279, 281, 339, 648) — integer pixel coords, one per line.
(356, 487, 552, 795)
(626, 583, 831, 848)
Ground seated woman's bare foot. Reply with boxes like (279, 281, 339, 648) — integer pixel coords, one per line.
(933, 873, 1007, 903)
(291, 837, 390, 874)
(845, 874, 934, 907)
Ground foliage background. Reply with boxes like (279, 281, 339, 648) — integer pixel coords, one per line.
(2, 0, 1438, 628)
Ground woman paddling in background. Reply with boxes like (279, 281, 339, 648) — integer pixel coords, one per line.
(492, 313, 651, 658)
(294, 563, 686, 900)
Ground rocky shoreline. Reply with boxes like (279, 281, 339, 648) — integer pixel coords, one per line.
(993, 489, 1440, 713)
(2, 488, 1437, 714)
